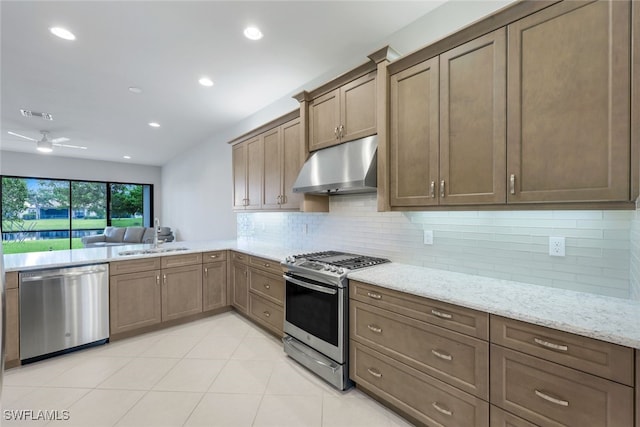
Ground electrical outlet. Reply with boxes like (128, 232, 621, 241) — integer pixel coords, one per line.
(549, 236, 565, 257)
(423, 230, 433, 245)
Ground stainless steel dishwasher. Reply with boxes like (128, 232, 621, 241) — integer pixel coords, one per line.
(19, 263, 109, 362)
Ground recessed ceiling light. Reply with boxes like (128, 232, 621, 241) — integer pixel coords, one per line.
(50, 27, 76, 41)
(123, 155, 131, 159)
(243, 26, 263, 40)
(148, 122, 160, 128)
(128, 86, 143, 94)
(198, 77, 214, 87)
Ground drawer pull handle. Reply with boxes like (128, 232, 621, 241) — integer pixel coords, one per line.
(534, 338, 568, 352)
(264, 284, 271, 289)
(431, 309, 452, 319)
(210, 254, 218, 259)
(432, 402, 452, 416)
(264, 263, 270, 267)
(367, 368, 382, 378)
(367, 324, 382, 334)
(431, 349, 453, 361)
(263, 311, 271, 318)
(366, 292, 382, 300)
(534, 389, 569, 407)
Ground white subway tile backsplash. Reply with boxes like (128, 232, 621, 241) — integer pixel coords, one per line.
(239, 193, 636, 299)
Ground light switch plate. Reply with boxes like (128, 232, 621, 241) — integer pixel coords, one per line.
(424, 230, 433, 245)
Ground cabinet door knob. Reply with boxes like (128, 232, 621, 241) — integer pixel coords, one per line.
(510, 174, 516, 195)
(263, 311, 271, 318)
(264, 284, 271, 289)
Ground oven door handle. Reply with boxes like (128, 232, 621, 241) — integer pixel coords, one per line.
(283, 275, 338, 295)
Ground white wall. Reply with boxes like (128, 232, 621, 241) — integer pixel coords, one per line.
(0, 150, 162, 220)
(239, 195, 634, 299)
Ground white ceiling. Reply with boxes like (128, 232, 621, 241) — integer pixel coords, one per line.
(0, 1, 446, 166)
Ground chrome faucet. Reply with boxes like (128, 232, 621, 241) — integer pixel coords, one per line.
(153, 217, 160, 248)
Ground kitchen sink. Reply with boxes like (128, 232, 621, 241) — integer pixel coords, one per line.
(118, 247, 189, 256)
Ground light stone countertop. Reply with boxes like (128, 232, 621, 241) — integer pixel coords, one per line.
(5, 241, 640, 349)
(2, 239, 301, 272)
(348, 263, 640, 349)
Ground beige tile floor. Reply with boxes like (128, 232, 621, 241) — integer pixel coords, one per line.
(1, 311, 414, 426)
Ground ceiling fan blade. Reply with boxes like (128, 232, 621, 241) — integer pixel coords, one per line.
(7, 131, 37, 141)
(52, 143, 87, 150)
(51, 137, 70, 143)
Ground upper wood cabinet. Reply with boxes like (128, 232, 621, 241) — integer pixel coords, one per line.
(309, 72, 377, 151)
(507, 0, 631, 204)
(386, 0, 636, 209)
(390, 29, 506, 207)
(262, 118, 304, 210)
(232, 137, 263, 210)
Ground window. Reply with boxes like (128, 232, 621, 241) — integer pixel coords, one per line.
(1, 176, 153, 254)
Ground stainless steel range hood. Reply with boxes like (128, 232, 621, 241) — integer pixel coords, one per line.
(292, 135, 378, 195)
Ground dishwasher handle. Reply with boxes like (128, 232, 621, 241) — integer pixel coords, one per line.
(20, 266, 108, 282)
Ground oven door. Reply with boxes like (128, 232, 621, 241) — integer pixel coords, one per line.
(283, 273, 345, 364)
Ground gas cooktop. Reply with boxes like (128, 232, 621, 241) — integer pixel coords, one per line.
(282, 250, 390, 286)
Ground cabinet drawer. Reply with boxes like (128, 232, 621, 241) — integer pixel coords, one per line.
(351, 300, 488, 398)
(490, 345, 633, 427)
(249, 293, 283, 335)
(202, 250, 227, 262)
(110, 257, 161, 275)
(230, 251, 249, 264)
(490, 315, 633, 385)
(161, 252, 202, 269)
(249, 269, 284, 306)
(350, 280, 488, 339)
(249, 255, 282, 276)
(490, 406, 537, 427)
(351, 341, 489, 427)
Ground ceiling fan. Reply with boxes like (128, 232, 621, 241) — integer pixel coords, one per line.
(7, 130, 87, 152)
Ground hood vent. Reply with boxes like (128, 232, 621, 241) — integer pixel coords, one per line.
(292, 135, 378, 195)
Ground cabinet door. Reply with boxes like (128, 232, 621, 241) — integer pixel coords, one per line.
(389, 57, 440, 206)
(507, 0, 630, 203)
(280, 118, 304, 209)
(245, 136, 263, 209)
(341, 72, 377, 143)
(5, 288, 19, 365)
(203, 261, 227, 312)
(262, 127, 282, 209)
(162, 264, 203, 321)
(440, 29, 506, 205)
(309, 89, 340, 151)
(231, 261, 249, 314)
(110, 270, 162, 335)
(232, 142, 247, 209)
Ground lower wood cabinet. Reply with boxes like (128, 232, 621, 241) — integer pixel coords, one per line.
(5, 271, 20, 367)
(203, 260, 227, 312)
(490, 406, 537, 427)
(351, 340, 489, 427)
(161, 264, 203, 322)
(110, 269, 162, 335)
(490, 344, 633, 427)
(248, 293, 284, 336)
(230, 254, 249, 314)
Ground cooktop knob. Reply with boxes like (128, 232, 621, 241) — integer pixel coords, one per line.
(337, 268, 344, 274)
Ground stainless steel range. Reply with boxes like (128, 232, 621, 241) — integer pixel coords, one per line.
(281, 251, 390, 390)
